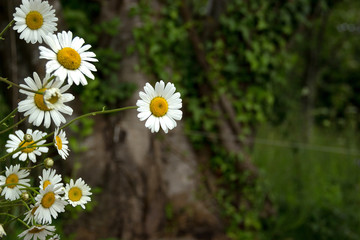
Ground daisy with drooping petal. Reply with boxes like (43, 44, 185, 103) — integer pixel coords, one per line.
(39, 169, 63, 191)
(18, 72, 75, 128)
(136, 80, 183, 133)
(24, 205, 38, 224)
(64, 178, 92, 209)
(39, 31, 98, 85)
(0, 164, 30, 201)
(49, 234, 61, 240)
(54, 128, 69, 160)
(18, 225, 56, 240)
(13, 0, 58, 44)
(5, 129, 48, 162)
(34, 184, 67, 224)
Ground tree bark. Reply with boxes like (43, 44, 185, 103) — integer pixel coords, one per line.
(65, 1, 229, 240)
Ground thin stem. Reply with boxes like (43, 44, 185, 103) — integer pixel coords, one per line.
(1, 183, 39, 195)
(23, 163, 44, 170)
(0, 106, 137, 162)
(43, 75, 56, 88)
(0, 20, 15, 40)
(1, 212, 30, 228)
(0, 77, 44, 95)
(61, 106, 138, 130)
(20, 200, 31, 211)
(0, 140, 50, 162)
(0, 116, 28, 135)
(0, 107, 17, 126)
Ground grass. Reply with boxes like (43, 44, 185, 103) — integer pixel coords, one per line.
(252, 123, 360, 240)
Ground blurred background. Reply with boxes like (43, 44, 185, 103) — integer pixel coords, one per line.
(1, 0, 360, 239)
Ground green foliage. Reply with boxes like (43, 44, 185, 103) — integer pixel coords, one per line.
(213, 151, 265, 240)
(131, 0, 338, 238)
(253, 124, 360, 240)
(62, 0, 136, 113)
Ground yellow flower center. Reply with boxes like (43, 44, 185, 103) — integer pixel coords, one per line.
(34, 88, 51, 111)
(25, 11, 44, 30)
(28, 226, 45, 234)
(68, 187, 82, 201)
(57, 47, 81, 70)
(5, 174, 19, 189)
(150, 97, 168, 117)
(41, 192, 55, 208)
(47, 92, 60, 104)
(43, 180, 51, 190)
(55, 136, 62, 150)
(19, 140, 36, 153)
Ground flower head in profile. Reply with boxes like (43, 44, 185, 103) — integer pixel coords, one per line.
(0, 164, 30, 201)
(18, 72, 74, 128)
(13, 0, 58, 44)
(24, 205, 38, 225)
(5, 129, 48, 162)
(64, 178, 92, 209)
(136, 80, 182, 133)
(18, 225, 56, 240)
(39, 31, 98, 85)
(39, 169, 63, 191)
(34, 184, 67, 224)
(54, 128, 69, 160)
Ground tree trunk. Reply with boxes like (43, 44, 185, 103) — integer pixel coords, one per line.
(64, 1, 229, 240)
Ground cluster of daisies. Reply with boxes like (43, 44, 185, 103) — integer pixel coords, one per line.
(1, 0, 182, 239)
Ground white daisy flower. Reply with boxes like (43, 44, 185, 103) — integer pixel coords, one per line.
(18, 72, 75, 128)
(34, 184, 67, 224)
(39, 169, 63, 190)
(54, 128, 69, 160)
(5, 129, 48, 162)
(136, 80, 183, 133)
(24, 205, 38, 225)
(13, 0, 58, 44)
(64, 178, 92, 209)
(39, 31, 98, 85)
(0, 164, 30, 201)
(18, 225, 56, 240)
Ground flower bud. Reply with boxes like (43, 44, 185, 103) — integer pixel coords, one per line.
(21, 192, 30, 201)
(24, 134, 33, 142)
(0, 187, 2, 194)
(44, 157, 54, 168)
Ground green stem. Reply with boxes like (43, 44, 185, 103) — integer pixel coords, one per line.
(0, 116, 28, 135)
(0, 106, 137, 161)
(1, 212, 30, 228)
(0, 20, 14, 40)
(60, 106, 138, 130)
(0, 141, 50, 162)
(0, 108, 17, 126)
(21, 200, 31, 211)
(23, 163, 44, 170)
(0, 77, 44, 95)
(43, 75, 56, 88)
(1, 183, 39, 195)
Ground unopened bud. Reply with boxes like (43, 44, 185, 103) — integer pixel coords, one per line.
(24, 134, 33, 142)
(44, 157, 54, 168)
(21, 192, 30, 201)
(0, 187, 2, 194)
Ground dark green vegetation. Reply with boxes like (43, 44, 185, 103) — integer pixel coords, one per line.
(130, 0, 360, 239)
